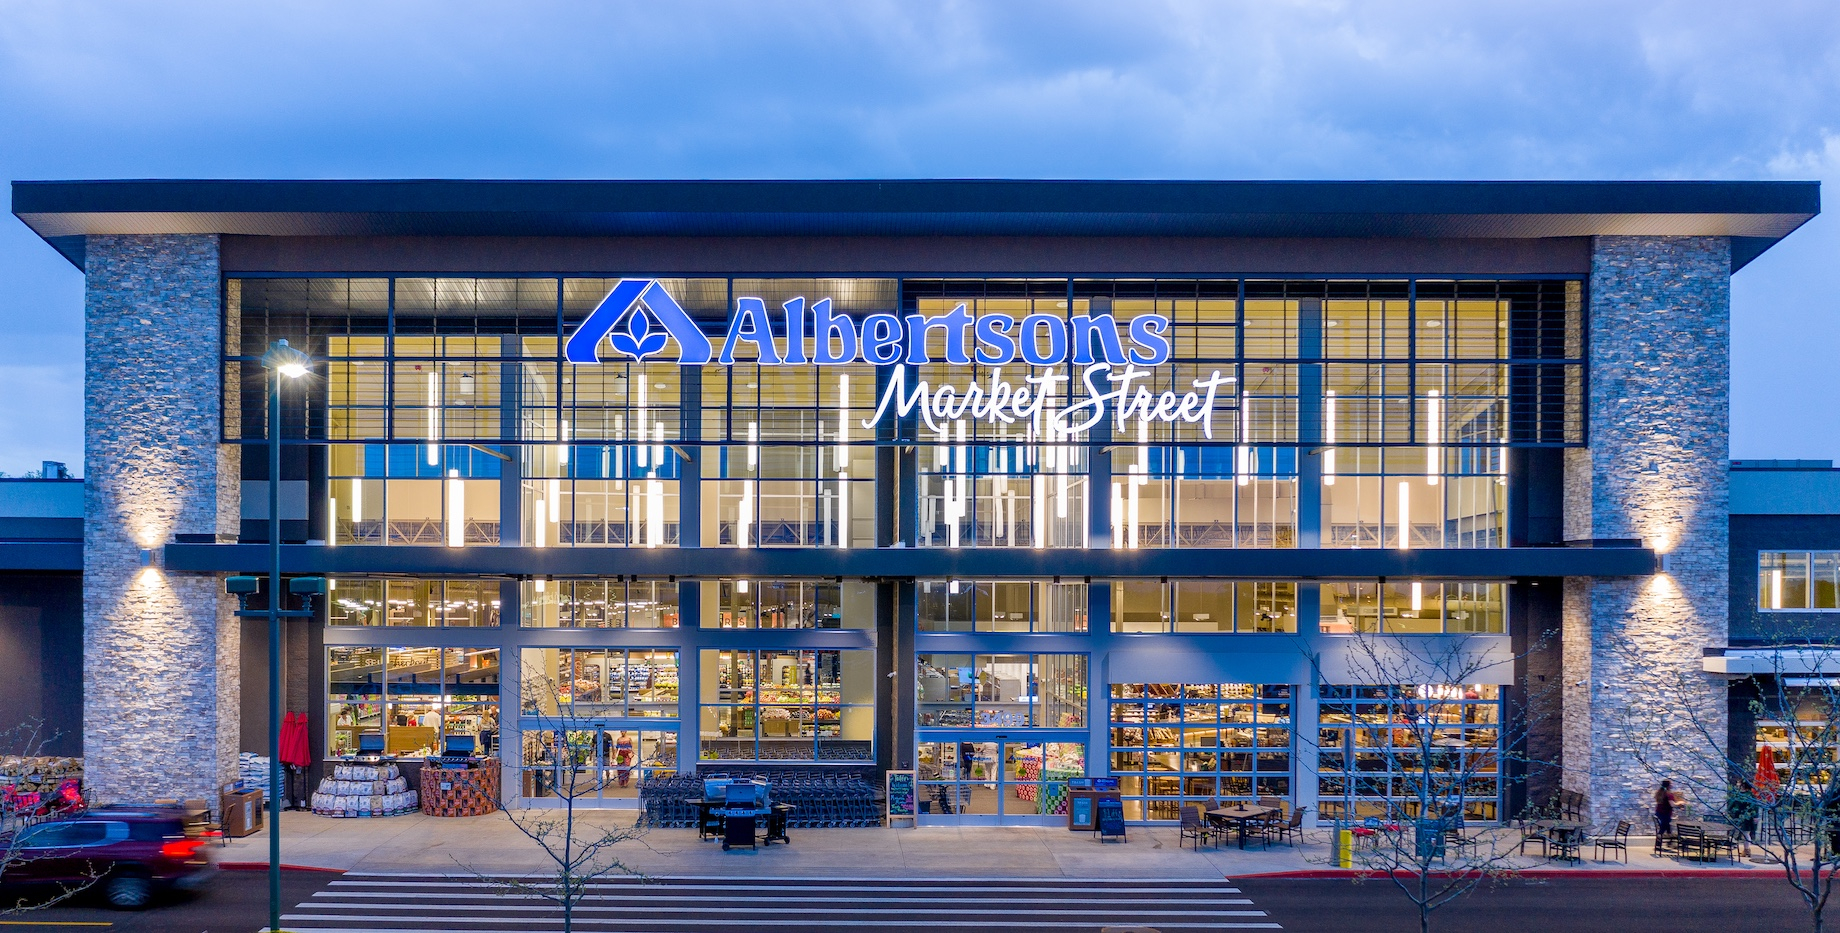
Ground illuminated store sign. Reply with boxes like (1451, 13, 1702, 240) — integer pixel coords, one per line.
(565, 279, 1235, 439)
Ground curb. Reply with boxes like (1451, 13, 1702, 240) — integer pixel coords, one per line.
(218, 862, 347, 874)
(1233, 868, 1787, 880)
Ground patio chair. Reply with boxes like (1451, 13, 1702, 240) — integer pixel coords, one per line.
(1594, 820, 1632, 863)
(1704, 826, 1739, 862)
(1443, 815, 1480, 855)
(1517, 818, 1549, 856)
(1179, 805, 1217, 850)
(1268, 806, 1307, 846)
(1675, 824, 1709, 861)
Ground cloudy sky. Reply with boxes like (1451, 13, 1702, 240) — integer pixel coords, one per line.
(1, 1, 1836, 474)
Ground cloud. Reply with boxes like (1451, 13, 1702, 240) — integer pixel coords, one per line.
(0, 0, 1838, 459)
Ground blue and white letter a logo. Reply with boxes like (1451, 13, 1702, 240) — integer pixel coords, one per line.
(564, 279, 713, 365)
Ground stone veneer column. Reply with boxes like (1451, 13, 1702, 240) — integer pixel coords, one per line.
(1562, 236, 1730, 823)
(83, 234, 241, 804)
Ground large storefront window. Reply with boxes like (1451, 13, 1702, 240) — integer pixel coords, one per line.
(699, 649, 875, 761)
(520, 649, 679, 718)
(327, 646, 500, 757)
(917, 579, 1087, 632)
(520, 578, 679, 627)
(1111, 580, 1297, 633)
(699, 579, 874, 628)
(328, 578, 500, 626)
(915, 741, 1087, 819)
(1109, 683, 1293, 821)
(1316, 684, 1502, 821)
(520, 727, 677, 801)
(916, 654, 1087, 728)
(1319, 581, 1505, 634)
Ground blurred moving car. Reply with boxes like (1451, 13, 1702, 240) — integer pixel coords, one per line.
(0, 806, 211, 909)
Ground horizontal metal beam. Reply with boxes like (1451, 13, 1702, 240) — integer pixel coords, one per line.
(160, 542, 1658, 579)
(0, 541, 82, 572)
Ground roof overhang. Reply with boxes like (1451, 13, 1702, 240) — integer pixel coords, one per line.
(11, 178, 1820, 272)
(1705, 647, 1840, 677)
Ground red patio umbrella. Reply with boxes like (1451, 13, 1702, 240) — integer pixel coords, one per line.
(1756, 745, 1782, 804)
(278, 711, 312, 768)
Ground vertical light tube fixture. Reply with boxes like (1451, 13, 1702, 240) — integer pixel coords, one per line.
(1426, 390, 1441, 485)
(1397, 480, 1411, 550)
(837, 470, 850, 548)
(447, 469, 464, 547)
(836, 373, 850, 467)
(1237, 391, 1251, 487)
(646, 478, 663, 548)
(1323, 390, 1337, 486)
(426, 370, 440, 466)
(1772, 568, 1784, 610)
(328, 493, 338, 547)
(1411, 581, 1423, 612)
(635, 377, 649, 468)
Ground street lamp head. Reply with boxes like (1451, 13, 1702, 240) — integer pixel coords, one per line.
(263, 339, 311, 378)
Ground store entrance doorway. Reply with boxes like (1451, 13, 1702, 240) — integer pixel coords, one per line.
(915, 739, 1085, 825)
(518, 722, 677, 807)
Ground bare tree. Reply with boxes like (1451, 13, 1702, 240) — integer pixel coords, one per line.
(0, 719, 97, 914)
(455, 673, 648, 933)
(1620, 638, 1840, 933)
(1304, 632, 1553, 933)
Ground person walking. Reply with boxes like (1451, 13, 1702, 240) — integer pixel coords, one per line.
(1654, 779, 1679, 854)
(1726, 785, 1758, 858)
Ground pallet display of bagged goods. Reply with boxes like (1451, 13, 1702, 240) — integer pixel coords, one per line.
(309, 763, 419, 817)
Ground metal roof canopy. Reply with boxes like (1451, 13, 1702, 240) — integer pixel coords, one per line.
(10, 178, 1819, 272)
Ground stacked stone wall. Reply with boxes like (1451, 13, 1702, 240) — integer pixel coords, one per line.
(1563, 235, 1731, 824)
(82, 234, 239, 803)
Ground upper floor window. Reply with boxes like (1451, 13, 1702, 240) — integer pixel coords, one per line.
(1759, 552, 1840, 611)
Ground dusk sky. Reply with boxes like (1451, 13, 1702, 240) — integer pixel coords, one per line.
(2, 2, 1836, 475)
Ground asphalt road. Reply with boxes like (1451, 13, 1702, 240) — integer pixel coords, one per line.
(1235, 875, 1823, 933)
(0, 869, 1829, 932)
(0, 868, 338, 933)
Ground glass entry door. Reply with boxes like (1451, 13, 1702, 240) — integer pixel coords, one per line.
(916, 740, 1085, 825)
(519, 723, 677, 806)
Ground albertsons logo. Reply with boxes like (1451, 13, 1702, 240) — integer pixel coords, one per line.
(564, 278, 1174, 369)
(564, 279, 713, 365)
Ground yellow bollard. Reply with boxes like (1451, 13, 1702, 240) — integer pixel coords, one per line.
(1337, 828, 1354, 868)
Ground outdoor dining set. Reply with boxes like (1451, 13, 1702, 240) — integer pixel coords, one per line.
(1178, 798, 1307, 850)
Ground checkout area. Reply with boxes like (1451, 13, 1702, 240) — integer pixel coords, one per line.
(691, 777, 795, 851)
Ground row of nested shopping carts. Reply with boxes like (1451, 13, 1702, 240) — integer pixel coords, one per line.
(639, 772, 881, 828)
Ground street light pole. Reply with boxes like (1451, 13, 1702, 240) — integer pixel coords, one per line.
(261, 339, 308, 933)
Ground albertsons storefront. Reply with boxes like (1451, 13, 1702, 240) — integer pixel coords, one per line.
(16, 179, 1805, 826)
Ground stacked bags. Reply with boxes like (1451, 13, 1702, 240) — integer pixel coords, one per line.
(309, 762, 419, 817)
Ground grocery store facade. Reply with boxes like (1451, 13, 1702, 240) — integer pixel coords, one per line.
(11, 179, 1819, 826)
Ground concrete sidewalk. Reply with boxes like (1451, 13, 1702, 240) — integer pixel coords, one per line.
(217, 811, 1796, 879)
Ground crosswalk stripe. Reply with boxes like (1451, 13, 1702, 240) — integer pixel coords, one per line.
(278, 874, 1281, 932)
(326, 880, 1239, 894)
(314, 893, 1252, 904)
